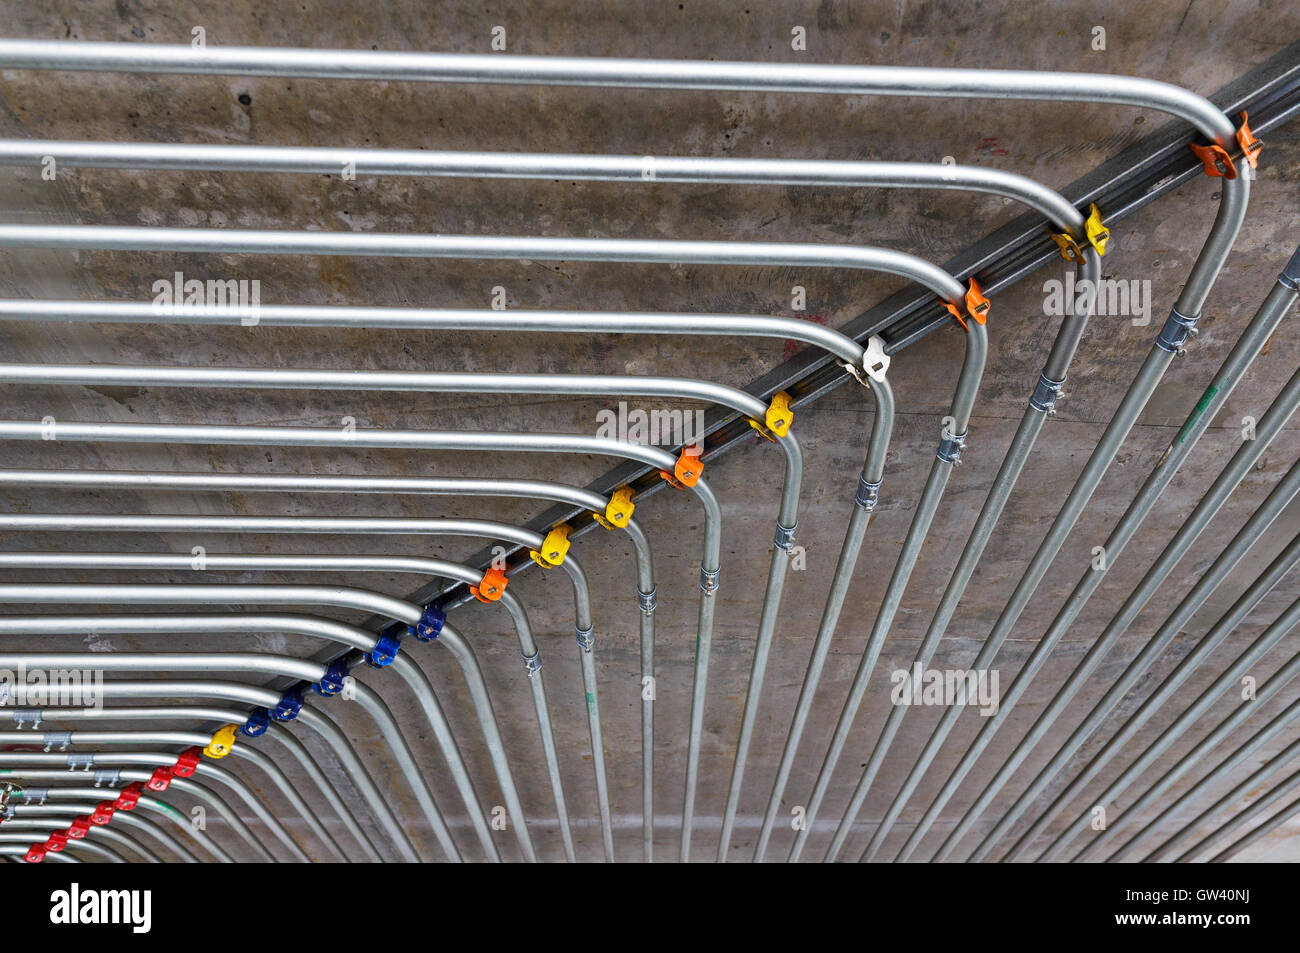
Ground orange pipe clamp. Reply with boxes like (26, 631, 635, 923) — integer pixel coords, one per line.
(470, 566, 508, 602)
(659, 444, 704, 488)
(1191, 112, 1263, 179)
(943, 277, 990, 332)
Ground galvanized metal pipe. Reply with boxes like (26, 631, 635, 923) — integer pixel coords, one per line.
(0, 762, 258, 862)
(0, 831, 122, 862)
(781, 318, 987, 863)
(1000, 401, 1300, 860)
(1203, 784, 1300, 863)
(0, 502, 705, 864)
(0, 627, 480, 861)
(0, 600, 521, 862)
(2, 781, 221, 862)
(3, 799, 181, 863)
(0, 844, 79, 863)
(873, 176, 1250, 862)
(774, 250, 1098, 862)
(0, 831, 126, 863)
(0, 653, 435, 861)
(1089, 633, 1300, 862)
(0, 727, 342, 861)
(946, 262, 1300, 862)
(56, 680, 411, 862)
(13, 703, 381, 862)
(0, 140, 1084, 234)
(1148, 723, 1300, 862)
(0, 358, 804, 857)
(0, 226, 967, 309)
(0, 42, 1238, 151)
(1134, 691, 1300, 862)
(0, 820, 158, 863)
(1037, 530, 1300, 862)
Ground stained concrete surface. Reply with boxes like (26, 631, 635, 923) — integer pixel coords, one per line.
(0, 1, 1298, 862)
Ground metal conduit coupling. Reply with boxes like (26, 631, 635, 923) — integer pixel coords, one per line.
(855, 476, 882, 510)
(41, 732, 71, 752)
(66, 754, 94, 772)
(522, 651, 542, 677)
(637, 586, 657, 615)
(1029, 373, 1067, 415)
(699, 566, 720, 595)
(575, 625, 595, 653)
(936, 427, 968, 465)
(1282, 244, 1300, 291)
(773, 522, 798, 553)
(1155, 306, 1199, 353)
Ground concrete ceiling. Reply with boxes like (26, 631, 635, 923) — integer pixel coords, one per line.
(1, 1, 1298, 862)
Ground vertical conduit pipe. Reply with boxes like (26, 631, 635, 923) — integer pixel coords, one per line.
(947, 252, 1300, 862)
(781, 315, 987, 863)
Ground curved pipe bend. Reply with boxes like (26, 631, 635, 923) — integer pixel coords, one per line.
(0, 41, 1237, 145)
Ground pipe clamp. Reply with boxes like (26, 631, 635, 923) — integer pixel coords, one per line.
(411, 602, 446, 641)
(11, 708, 41, 729)
(92, 769, 120, 789)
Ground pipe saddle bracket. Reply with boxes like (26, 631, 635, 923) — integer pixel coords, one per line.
(1084, 203, 1109, 256)
(659, 445, 703, 488)
(592, 485, 635, 530)
(748, 390, 794, 442)
(1188, 113, 1260, 181)
(411, 601, 446, 641)
(529, 522, 572, 569)
(470, 566, 508, 602)
(944, 277, 990, 332)
(1237, 111, 1263, 170)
